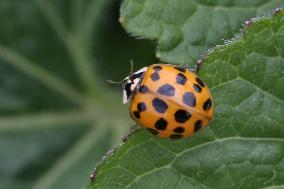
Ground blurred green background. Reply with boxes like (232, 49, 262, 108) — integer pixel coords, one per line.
(0, 0, 157, 189)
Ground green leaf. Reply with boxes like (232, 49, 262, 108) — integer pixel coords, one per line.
(120, 0, 284, 67)
(92, 10, 284, 189)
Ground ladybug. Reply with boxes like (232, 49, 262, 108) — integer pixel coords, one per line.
(119, 64, 213, 139)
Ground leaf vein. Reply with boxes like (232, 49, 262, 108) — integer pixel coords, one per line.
(124, 137, 284, 188)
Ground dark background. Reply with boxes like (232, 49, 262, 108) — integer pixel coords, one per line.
(0, 0, 157, 188)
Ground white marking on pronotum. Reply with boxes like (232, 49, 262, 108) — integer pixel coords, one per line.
(123, 90, 128, 104)
(130, 78, 141, 91)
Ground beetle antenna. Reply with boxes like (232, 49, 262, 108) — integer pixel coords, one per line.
(106, 79, 122, 84)
(129, 59, 134, 75)
(107, 60, 134, 85)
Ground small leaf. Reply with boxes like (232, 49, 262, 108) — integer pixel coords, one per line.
(120, 0, 284, 66)
(92, 11, 284, 189)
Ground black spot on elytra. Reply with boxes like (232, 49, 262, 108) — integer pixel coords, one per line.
(173, 127, 185, 133)
(203, 98, 212, 111)
(174, 66, 186, 73)
(175, 109, 191, 123)
(152, 98, 168, 113)
(194, 120, 202, 132)
(196, 77, 205, 87)
(183, 92, 196, 107)
(193, 84, 202, 93)
(157, 84, 175, 96)
(151, 72, 160, 81)
(133, 111, 140, 119)
(139, 85, 149, 94)
(147, 128, 159, 135)
(169, 134, 183, 139)
(155, 118, 168, 130)
(137, 102, 146, 112)
(176, 73, 187, 85)
(153, 65, 162, 71)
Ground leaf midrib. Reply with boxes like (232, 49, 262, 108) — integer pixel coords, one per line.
(0, 111, 93, 130)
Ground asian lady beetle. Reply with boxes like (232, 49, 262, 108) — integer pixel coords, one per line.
(119, 64, 213, 139)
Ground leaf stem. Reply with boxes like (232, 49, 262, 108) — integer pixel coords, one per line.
(68, 37, 103, 97)
(32, 125, 109, 189)
(0, 45, 88, 106)
(79, 0, 113, 43)
(0, 100, 131, 131)
(0, 111, 93, 131)
(34, 0, 69, 43)
(71, 0, 85, 32)
(35, 0, 102, 98)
